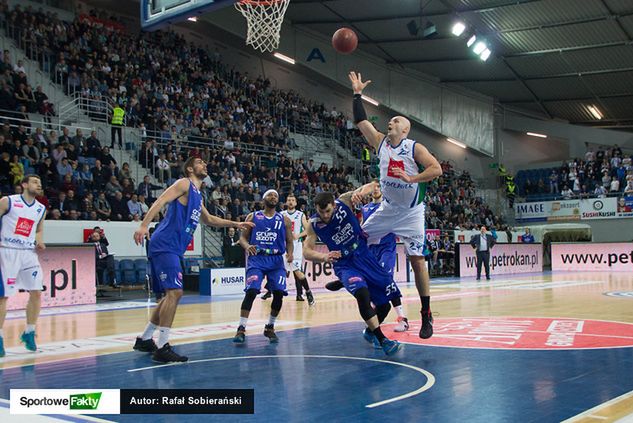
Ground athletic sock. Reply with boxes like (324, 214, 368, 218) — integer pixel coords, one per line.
(421, 296, 430, 313)
(25, 325, 36, 334)
(268, 315, 277, 326)
(157, 327, 170, 348)
(395, 305, 405, 318)
(141, 322, 157, 340)
(239, 317, 248, 328)
(372, 327, 386, 343)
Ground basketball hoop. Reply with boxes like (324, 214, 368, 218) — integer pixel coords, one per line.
(235, 0, 290, 53)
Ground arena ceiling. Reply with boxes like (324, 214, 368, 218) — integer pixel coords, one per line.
(284, 0, 633, 129)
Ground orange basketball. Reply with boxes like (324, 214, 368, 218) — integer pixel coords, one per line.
(332, 27, 358, 54)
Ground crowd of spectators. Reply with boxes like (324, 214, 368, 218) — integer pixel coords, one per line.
(519, 144, 633, 200)
(0, 1, 505, 251)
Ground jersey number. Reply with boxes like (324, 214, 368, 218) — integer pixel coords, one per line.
(274, 220, 283, 230)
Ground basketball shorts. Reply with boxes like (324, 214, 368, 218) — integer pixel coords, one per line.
(245, 255, 287, 295)
(150, 252, 183, 294)
(0, 248, 44, 297)
(334, 250, 401, 306)
(362, 202, 426, 256)
(369, 243, 397, 277)
(285, 244, 303, 273)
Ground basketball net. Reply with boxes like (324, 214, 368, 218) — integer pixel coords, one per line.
(235, 0, 290, 53)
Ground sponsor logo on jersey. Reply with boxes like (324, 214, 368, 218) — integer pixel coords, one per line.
(14, 217, 35, 237)
(386, 158, 405, 178)
(14, 202, 24, 208)
(7, 278, 16, 285)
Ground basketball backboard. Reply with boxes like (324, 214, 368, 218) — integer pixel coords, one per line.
(141, 0, 236, 31)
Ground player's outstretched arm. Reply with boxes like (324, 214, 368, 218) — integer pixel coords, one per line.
(349, 71, 384, 150)
(201, 204, 255, 231)
(303, 224, 340, 264)
(284, 215, 294, 263)
(238, 213, 257, 256)
(391, 143, 443, 184)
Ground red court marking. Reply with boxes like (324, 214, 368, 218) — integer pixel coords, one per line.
(384, 317, 633, 350)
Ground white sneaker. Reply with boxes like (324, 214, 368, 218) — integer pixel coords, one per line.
(393, 317, 409, 332)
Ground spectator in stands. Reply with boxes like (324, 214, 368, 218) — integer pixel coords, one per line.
(127, 193, 143, 218)
(92, 160, 109, 190)
(110, 191, 130, 221)
(100, 147, 117, 167)
(50, 191, 68, 218)
(521, 228, 535, 243)
(561, 185, 574, 199)
(105, 175, 123, 199)
(610, 177, 620, 193)
(625, 181, 633, 196)
(94, 191, 112, 220)
(9, 154, 23, 185)
(52, 143, 66, 164)
(223, 227, 243, 267)
(137, 194, 149, 216)
(156, 153, 171, 184)
(136, 175, 161, 204)
(594, 184, 607, 198)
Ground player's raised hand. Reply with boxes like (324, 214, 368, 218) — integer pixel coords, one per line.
(236, 221, 255, 230)
(391, 167, 413, 183)
(349, 71, 371, 94)
(351, 190, 364, 205)
(324, 251, 341, 263)
(134, 226, 149, 246)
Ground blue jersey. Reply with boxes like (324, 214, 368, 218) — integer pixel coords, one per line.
(249, 210, 287, 255)
(311, 200, 400, 306)
(149, 180, 202, 257)
(362, 202, 396, 250)
(311, 200, 367, 263)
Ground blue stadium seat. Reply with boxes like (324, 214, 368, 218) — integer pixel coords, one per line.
(119, 259, 137, 284)
(133, 258, 148, 284)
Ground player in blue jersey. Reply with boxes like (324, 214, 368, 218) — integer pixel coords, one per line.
(326, 182, 410, 332)
(233, 189, 294, 344)
(303, 190, 403, 356)
(132, 157, 254, 363)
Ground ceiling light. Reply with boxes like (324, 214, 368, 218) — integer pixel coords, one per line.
(479, 48, 491, 61)
(187, 16, 197, 22)
(361, 95, 379, 106)
(446, 138, 466, 149)
(527, 132, 547, 138)
(473, 41, 487, 55)
(273, 52, 295, 65)
(467, 35, 477, 47)
(587, 105, 603, 120)
(452, 22, 466, 36)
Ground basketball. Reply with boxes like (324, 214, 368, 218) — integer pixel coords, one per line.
(332, 27, 358, 54)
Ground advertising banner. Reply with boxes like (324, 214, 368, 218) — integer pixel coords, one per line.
(8, 245, 96, 311)
(514, 200, 581, 222)
(551, 242, 633, 272)
(579, 198, 618, 220)
(208, 268, 246, 296)
(617, 196, 633, 218)
(458, 243, 543, 277)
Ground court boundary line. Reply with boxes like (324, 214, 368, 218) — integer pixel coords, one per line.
(0, 398, 114, 422)
(560, 389, 633, 422)
(126, 354, 435, 408)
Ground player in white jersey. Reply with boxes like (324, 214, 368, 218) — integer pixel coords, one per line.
(0, 175, 47, 357)
(349, 71, 443, 339)
(281, 194, 314, 305)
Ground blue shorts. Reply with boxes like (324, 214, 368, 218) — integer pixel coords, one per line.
(369, 244, 397, 277)
(334, 250, 401, 306)
(245, 255, 287, 295)
(150, 253, 183, 293)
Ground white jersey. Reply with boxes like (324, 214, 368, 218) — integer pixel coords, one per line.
(281, 209, 304, 249)
(377, 137, 427, 209)
(0, 195, 46, 250)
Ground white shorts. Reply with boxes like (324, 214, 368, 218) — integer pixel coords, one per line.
(0, 248, 44, 297)
(285, 244, 303, 273)
(362, 202, 426, 256)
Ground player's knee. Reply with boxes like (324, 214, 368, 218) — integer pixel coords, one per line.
(166, 289, 183, 300)
(29, 290, 42, 300)
(391, 296, 402, 307)
(376, 302, 391, 323)
(241, 289, 259, 311)
(353, 288, 375, 321)
(271, 290, 283, 311)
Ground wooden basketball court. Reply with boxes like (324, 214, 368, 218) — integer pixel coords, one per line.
(2, 271, 633, 422)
